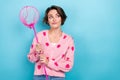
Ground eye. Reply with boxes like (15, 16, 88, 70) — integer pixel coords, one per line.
(56, 14, 60, 18)
(48, 16, 53, 19)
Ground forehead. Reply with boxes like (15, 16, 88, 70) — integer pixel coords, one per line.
(48, 9, 59, 15)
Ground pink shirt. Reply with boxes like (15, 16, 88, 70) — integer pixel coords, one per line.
(27, 30, 75, 77)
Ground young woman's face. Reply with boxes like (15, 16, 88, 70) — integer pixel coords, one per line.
(47, 9, 62, 29)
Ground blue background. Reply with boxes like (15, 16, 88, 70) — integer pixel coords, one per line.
(0, 0, 120, 80)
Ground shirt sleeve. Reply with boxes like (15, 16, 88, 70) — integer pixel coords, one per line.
(27, 37, 40, 63)
(47, 37, 75, 72)
(27, 32, 43, 63)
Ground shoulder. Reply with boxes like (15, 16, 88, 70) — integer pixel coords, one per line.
(37, 30, 48, 36)
(63, 32, 74, 41)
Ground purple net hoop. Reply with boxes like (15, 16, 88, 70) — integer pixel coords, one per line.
(20, 6, 39, 29)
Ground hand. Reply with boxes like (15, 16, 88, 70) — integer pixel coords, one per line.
(39, 54, 49, 65)
(35, 43, 44, 54)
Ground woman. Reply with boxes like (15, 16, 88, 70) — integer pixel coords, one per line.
(27, 5, 75, 80)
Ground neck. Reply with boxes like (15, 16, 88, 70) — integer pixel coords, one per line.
(48, 28, 63, 43)
(49, 28, 62, 35)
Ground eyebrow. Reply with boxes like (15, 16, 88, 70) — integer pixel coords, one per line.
(48, 13, 60, 16)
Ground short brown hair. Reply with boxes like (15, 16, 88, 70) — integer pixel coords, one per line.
(43, 5, 67, 25)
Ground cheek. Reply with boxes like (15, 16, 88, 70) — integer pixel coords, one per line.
(59, 18, 62, 24)
(58, 20, 62, 25)
(47, 20, 51, 25)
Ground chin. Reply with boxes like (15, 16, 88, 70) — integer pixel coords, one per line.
(52, 27, 59, 29)
(51, 25, 59, 28)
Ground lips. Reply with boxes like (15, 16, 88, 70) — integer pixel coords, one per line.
(52, 23, 57, 25)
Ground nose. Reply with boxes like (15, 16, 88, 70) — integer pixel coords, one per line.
(52, 17, 57, 22)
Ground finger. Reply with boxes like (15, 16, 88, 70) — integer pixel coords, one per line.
(40, 59, 45, 64)
(40, 57, 46, 62)
(40, 54, 46, 57)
